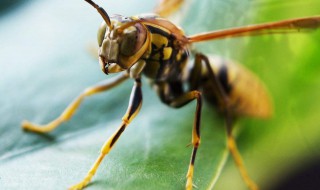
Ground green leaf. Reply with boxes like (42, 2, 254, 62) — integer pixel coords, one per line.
(1, 0, 320, 190)
(0, 0, 227, 189)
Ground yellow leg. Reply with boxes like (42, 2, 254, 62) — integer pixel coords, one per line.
(69, 122, 127, 190)
(227, 132, 259, 190)
(69, 79, 143, 190)
(166, 90, 202, 190)
(225, 114, 259, 190)
(154, 0, 184, 17)
(198, 53, 259, 190)
(22, 73, 129, 133)
(185, 92, 201, 190)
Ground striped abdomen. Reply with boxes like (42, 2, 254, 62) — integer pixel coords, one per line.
(200, 56, 273, 118)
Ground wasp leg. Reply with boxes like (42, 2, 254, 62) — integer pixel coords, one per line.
(69, 78, 143, 190)
(171, 91, 202, 190)
(198, 53, 259, 190)
(154, 0, 184, 17)
(196, 53, 230, 110)
(157, 84, 202, 190)
(22, 73, 129, 133)
(225, 113, 259, 190)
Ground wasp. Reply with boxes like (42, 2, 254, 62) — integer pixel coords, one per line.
(21, 0, 320, 189)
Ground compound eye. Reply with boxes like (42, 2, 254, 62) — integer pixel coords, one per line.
(120, 28, 138, 56)
(117, 23, 148, 69)
(97, 22, 107, 47)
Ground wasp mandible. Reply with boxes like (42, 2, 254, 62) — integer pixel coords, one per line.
(22, 0, 320, 189)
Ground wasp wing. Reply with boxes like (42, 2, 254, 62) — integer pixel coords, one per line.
(188, 16, 320, 43)
(154, 0, 184, 17)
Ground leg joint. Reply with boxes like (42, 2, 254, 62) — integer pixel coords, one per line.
(193, 141, 200, 148)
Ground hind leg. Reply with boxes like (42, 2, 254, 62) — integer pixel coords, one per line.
(197, 53, 259, 190)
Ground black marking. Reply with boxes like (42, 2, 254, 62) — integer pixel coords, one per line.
(181, 49, 189, 61)
(195, 93, 202, 138)
(155, 82, 167, 105)
(151, 43, 158, 53)
(150, 43, 165, 58)
(169, 81, 184, 97)
(159, 46, 165, 62)
(146, 25, 171, 38)
(127, 80, 143, 120)
(191, 147, 198, 165)
(110, 124, 126, 147)
(159, 82, 186, 107)
(218, 65, 232, 94)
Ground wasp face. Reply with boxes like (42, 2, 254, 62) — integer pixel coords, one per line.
(97, 16, 149, 75)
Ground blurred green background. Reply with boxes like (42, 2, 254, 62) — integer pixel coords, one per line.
(0, 0, 320, 190)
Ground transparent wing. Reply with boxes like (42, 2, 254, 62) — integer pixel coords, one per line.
(188, 16, 320, 43)
(154, 0, 185, 17)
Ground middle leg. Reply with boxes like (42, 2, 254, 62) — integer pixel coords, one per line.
(156, 82, 202, 190)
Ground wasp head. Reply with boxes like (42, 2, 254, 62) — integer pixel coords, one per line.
(97, 15, 149, 75)
(85, 0, 149, 75)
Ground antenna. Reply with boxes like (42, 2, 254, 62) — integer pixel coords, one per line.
(85, 0, 113, 29)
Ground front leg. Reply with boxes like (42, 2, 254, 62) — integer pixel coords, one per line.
(22, 73, 129, 133)
(69, 78, 143, 190)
